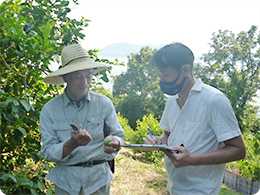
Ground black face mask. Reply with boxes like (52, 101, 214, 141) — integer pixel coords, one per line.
(159, 71, 187, 96)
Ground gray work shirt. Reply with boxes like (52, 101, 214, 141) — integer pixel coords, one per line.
(40, 91, 124, 195)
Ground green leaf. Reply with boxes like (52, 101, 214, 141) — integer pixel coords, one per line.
(17, 178, 34, 188)
(0, 174, 17, 183)
(101, 74, 109, 82)
(43, 38, 50, 49)
(47, 188, 53, 195)
(37, 180, 45, 191)
(17, 118, 23, 126)
(19, 99, 30, 112)
(8, 27, 17, 36)
(29, 30, 38, 37)
(17, 127, 27, 136)
(12, 105, 20, 113)
(13, 100, 19, 106)
(30, 188, 37, 195)
(0, 101, 8, 108)
(4, 113, 16, 123)
(43, 21, 51, 38)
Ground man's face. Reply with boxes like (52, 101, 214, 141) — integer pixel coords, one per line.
(64, 69, 93, 100)
(155, 66, 181, 83)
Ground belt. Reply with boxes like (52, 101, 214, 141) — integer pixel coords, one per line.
(71, 160, 107, 167)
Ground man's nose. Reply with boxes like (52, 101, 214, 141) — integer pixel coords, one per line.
(78, 77, 88, 85)
(84, 77, 90, 85)
(84, 77, 92, 84)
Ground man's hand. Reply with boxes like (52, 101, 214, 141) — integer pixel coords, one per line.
(163, 135, 246, 168)
(144, 134, 162, 145)
(104, 135, 120, 154)
(163, 146, 193, 168)
(70, 125, 92, 147)
(62, 125, 92, 158)
(70, 124, 82, 135)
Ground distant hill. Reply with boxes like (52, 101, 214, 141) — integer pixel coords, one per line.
(97, 42, 164, 58)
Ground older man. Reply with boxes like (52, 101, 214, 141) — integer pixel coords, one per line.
(40, 44, 124, 195)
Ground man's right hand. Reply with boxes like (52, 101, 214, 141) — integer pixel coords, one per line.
(144, 135, 161, 145)
(71, 128, 92, 147)
(62, 126, 92, 158)
(144, 131, 169, 145)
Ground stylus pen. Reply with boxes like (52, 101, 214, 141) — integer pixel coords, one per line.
(147, 127, 153, 139)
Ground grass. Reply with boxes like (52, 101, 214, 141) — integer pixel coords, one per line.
(219, 184, 243, 195)
(111, 148, 242, 195)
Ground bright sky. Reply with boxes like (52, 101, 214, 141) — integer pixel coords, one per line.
(1, 0, 259, 104)
(68, 0, 260, 58)
(1, 0, 259, 57)
(68, 0, 260, 105)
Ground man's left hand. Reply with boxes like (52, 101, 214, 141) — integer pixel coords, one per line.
(163, 146, 193, 168)
(104, 135, 120, 154)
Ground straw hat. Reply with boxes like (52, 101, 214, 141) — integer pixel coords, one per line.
(44, 44, 111, 84)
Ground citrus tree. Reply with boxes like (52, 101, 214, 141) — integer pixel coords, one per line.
(0, 0, 118, 194)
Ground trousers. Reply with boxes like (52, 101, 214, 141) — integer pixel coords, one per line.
(55, 184, 111, 195)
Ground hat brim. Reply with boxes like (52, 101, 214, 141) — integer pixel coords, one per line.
(44, 58, 111, 85)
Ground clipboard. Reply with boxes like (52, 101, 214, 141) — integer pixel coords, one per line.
(123, 143, 177, 153)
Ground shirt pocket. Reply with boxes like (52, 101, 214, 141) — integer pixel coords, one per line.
(183, 120, 203, 150)
(53, 123, 72, 143)
(84, 114, 105, 144)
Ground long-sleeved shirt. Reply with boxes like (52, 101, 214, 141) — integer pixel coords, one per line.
(40, 90, 125, 195)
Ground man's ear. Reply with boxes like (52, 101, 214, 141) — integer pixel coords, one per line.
(182, 64, 192, 77)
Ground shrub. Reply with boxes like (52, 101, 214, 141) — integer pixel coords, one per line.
(119, 113, 165, 165)
(237, 132, 260, 181)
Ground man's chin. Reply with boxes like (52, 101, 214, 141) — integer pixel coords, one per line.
(78, 88, 89, 96)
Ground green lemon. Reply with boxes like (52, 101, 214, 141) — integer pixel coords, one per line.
(104, 139, 112, 146)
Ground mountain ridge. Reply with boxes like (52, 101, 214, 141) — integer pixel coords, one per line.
(97, 42, 164, 58)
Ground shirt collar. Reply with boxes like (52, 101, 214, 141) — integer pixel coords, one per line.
(190, 78, 203, 92)
(86, 91, 91, 102)
(179, 79, 203, 100)
(62, 89, 91, 108)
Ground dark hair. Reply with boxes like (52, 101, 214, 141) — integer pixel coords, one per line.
(152, 42, 194, 72)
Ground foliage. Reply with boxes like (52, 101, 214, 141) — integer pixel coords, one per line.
(0, 158, 55, 194)
(88, 49, 125, 91)
(117, 112, 134, 144)
(240, 104, 260, 134)
(237, 132, 260, 181)
(120, 113, 165, 165)
(135, 115, 165, 164)
(226, 131, 260, 182)
(113, 46, 166, 129)
(0, 0, 122, 194)
(194, 25, 260, 132)
(219, 184, 243, 195)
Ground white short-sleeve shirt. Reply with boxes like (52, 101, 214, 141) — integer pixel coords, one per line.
(160, 79, 241, 195)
